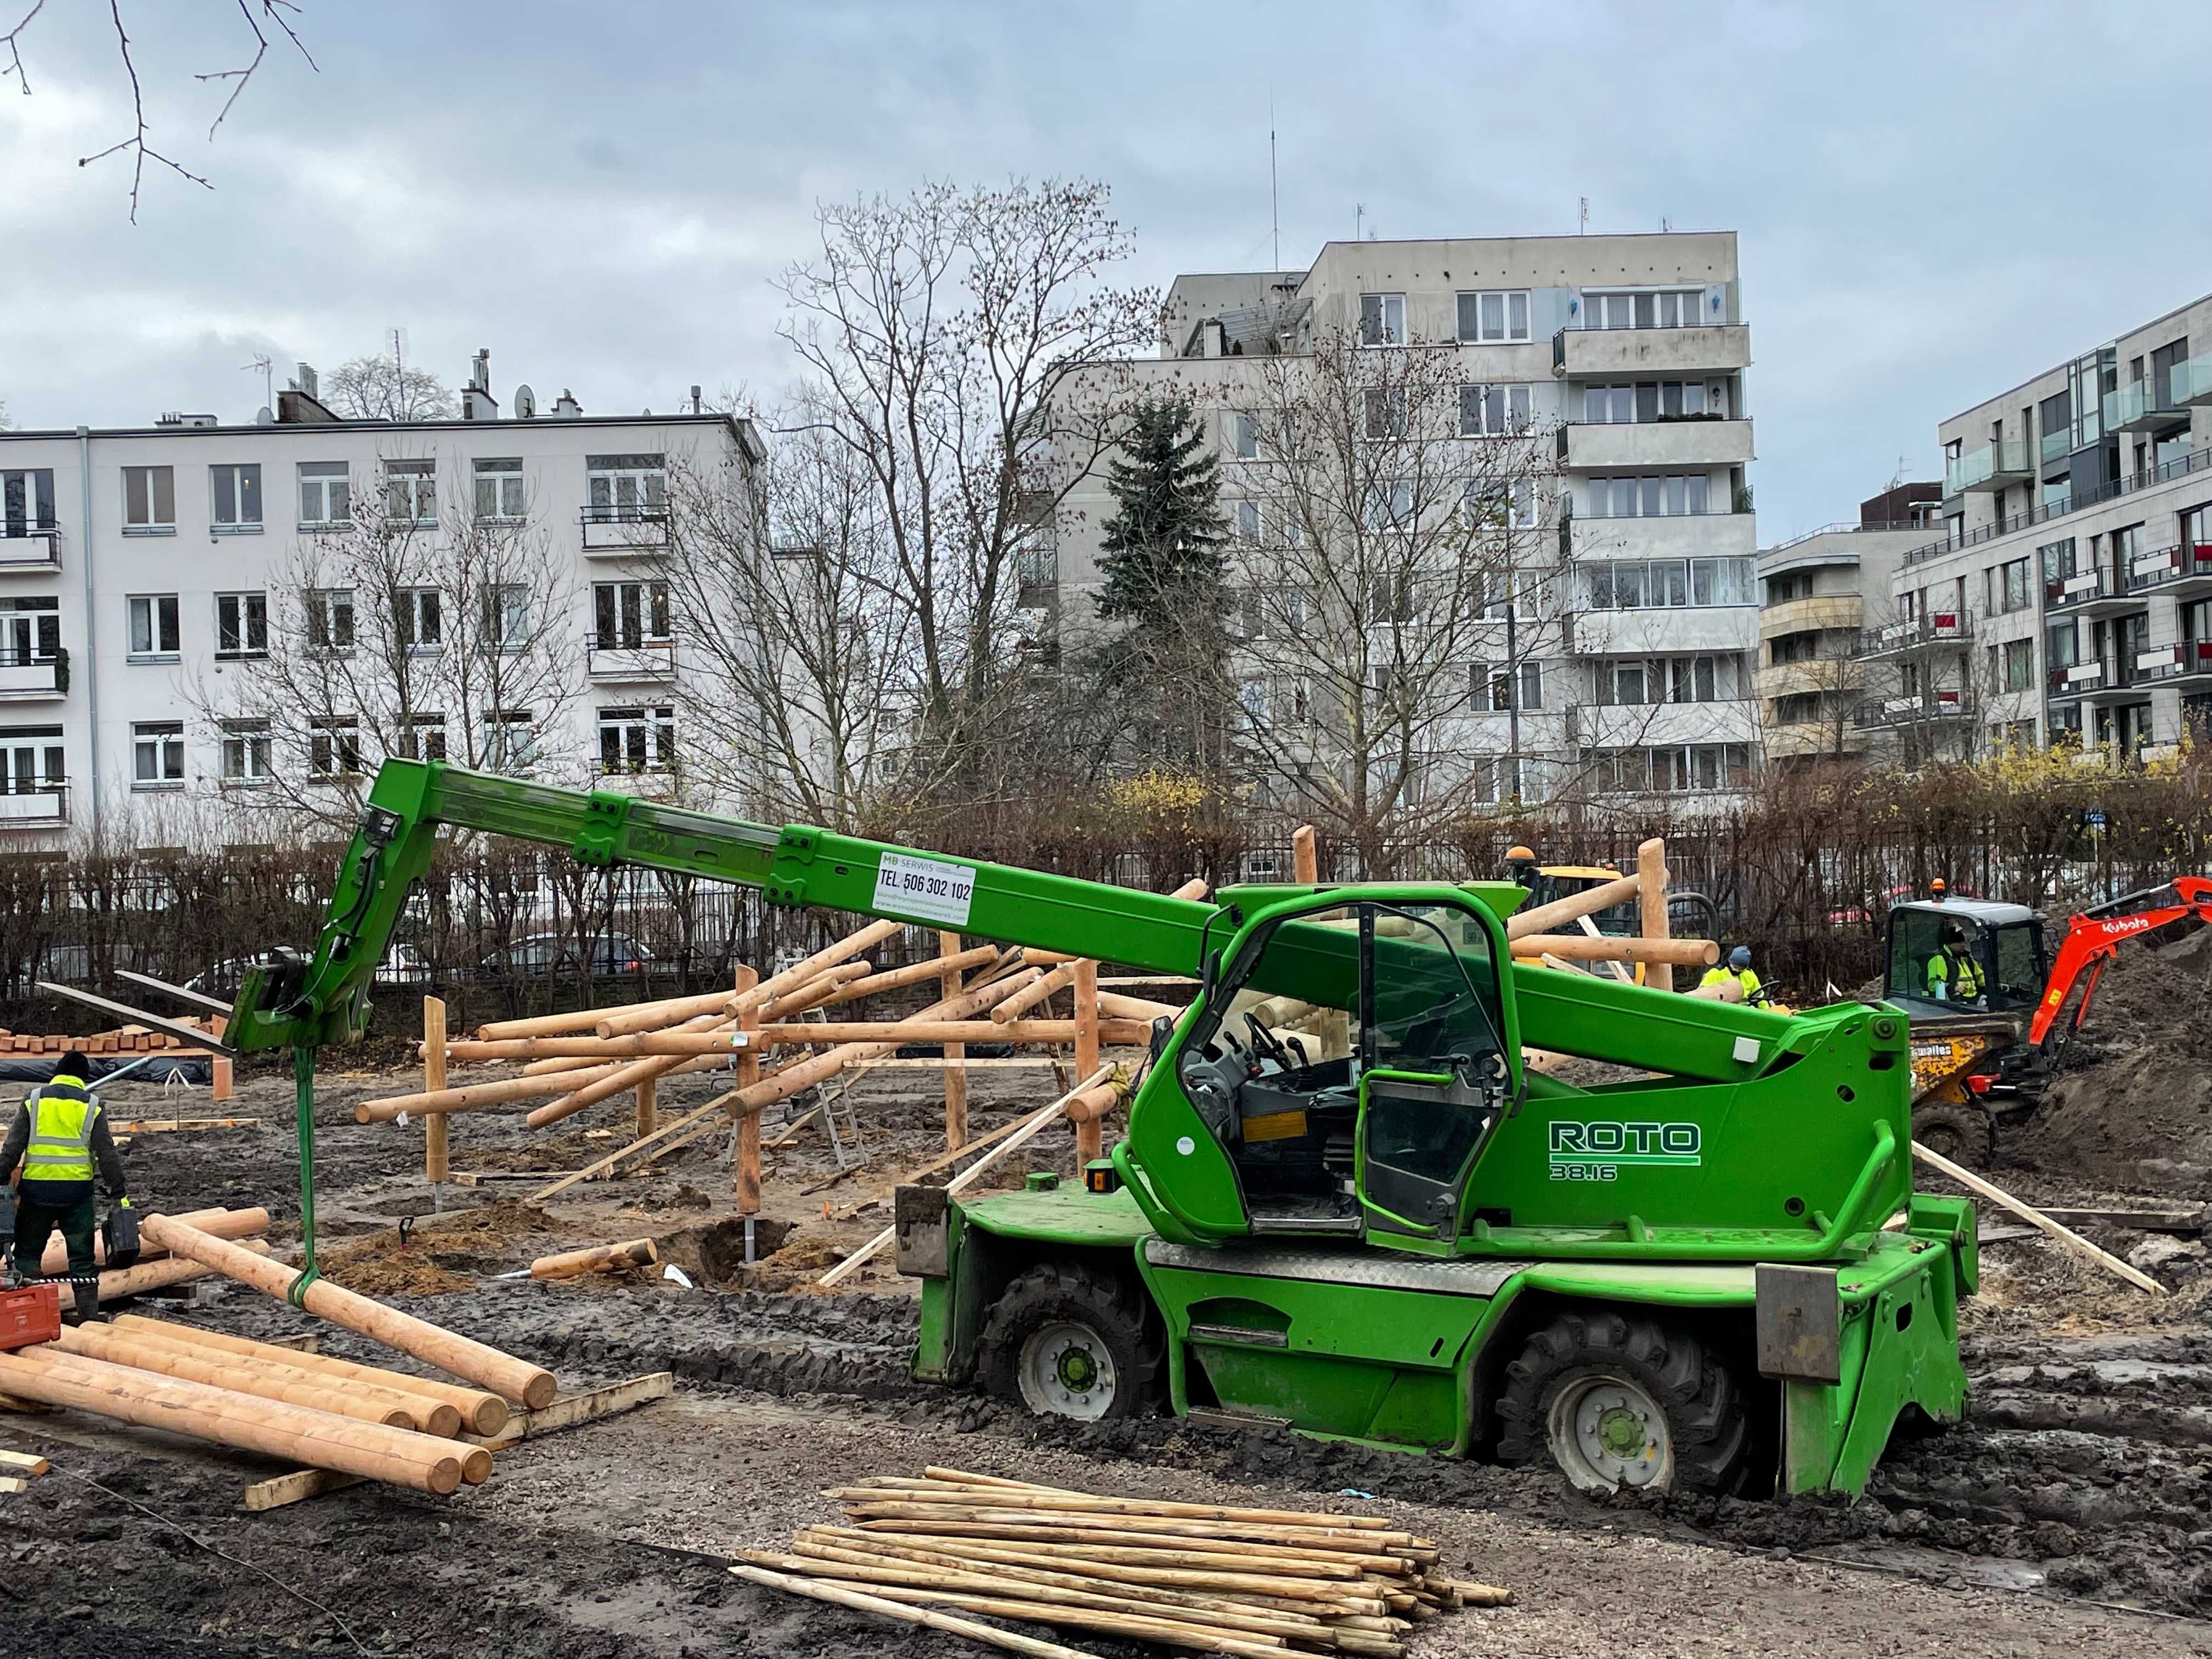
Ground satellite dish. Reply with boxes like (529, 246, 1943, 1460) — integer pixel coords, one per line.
(514, 384, 537, 419)
(255, 407, 275, 425)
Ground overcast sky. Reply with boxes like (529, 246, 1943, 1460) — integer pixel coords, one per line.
(3, 1, 2208, 539)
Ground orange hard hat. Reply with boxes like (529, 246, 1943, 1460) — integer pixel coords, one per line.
(1506, 845, 1536, 862)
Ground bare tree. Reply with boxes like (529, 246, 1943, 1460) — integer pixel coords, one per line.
(1223, 327, 1568, 867)
(664, 422, 925, 828)
(323, 351, 456, 422)
(775, 178, 1156, 801)
(185, 448, 581, 827)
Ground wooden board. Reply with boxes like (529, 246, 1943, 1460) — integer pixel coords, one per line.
(0, 1476, 26, 1493)
(0, 1448, 49, 1475)
(238, 1372, 674, 1511)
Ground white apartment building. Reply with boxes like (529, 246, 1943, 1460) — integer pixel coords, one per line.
(1884, 292, 2212, 761)
(1049, 232, 1761, 807)
(0, 360, 765, 849)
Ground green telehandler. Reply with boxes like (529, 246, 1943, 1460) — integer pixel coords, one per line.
(227, 760, 1974, 1498)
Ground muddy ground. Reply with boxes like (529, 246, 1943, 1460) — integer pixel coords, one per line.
(8, 972, 2212, 1656)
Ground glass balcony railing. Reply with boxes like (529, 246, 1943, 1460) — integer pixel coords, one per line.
(2039, 428, 2072, 466)
(2172, 353, 2212, 407)
(2103, 381, 2189, 433)
(1944, 439, 2031, 494)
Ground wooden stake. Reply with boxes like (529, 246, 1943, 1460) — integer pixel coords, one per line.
(1504, 873, 1643, 940)
(727, 1562, 1102, 1659)
(635, 1074, 657, 1141)
(1911, 1141, 2168, 1295)
(1508, 934, 1717, 966)
(735, 965, 762, 1216)
(422, 996, 449, 1190)
(527, 1238, 659, 1280)
(1637, 836, 1673, 993)
(940, 930, 970, 1152)
(1291, 825, 1318, 885)
(1073, 959, 1102, 1165)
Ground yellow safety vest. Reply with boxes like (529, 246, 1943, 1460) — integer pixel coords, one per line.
(1927, 949, 1985, 999)
(21, 1075, 98, 1184)
(1700, 966, 1764, 1003)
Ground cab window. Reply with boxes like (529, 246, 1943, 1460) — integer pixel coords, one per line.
(1988, 921, 2044, 1011)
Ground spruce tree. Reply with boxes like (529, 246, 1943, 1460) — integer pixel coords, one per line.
(1093, 398, 1228, 621)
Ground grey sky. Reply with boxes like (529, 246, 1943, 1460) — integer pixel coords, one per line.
(2, 1, 2207, 539)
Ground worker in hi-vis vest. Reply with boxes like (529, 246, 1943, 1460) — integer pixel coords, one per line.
(1926, 921, 1987, 1002)
(2, 1051, 130, 1317)
(1700, 945, 1769, 1006)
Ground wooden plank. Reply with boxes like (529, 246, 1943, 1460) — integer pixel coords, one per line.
(529, 1091, 741, 1200)
(2038, 1205, 2208, 1234)
(0, 1476, 29, 1493)
(1912, 1141, 2168, 1295)
(0, 1449, 50, 1475)
(108, 1119, 254, 1133)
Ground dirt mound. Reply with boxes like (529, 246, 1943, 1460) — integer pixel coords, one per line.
(655, 1216, 800, 1289)
(316, 1234, 472, 1296)
(2008, 924, 2212, 1189)
(310, 1201, 559, 1296)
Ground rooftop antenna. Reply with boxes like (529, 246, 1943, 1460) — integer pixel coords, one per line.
(1268, 95, 1279, 270)
(241, 352, 273, 410)
(1578, 196, 1589, 235)
(1660, 216, 1672, 233)
(1355, 202, 1363, 242)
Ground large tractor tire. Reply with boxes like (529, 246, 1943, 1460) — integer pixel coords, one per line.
(976, 1261, 1163, 1423)
(1911, 1096, 1996, 1166)
(1497, 1308, 1750, 1494)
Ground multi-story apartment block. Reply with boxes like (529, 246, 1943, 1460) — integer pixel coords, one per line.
(1758, 482, 1940, 766)
(1880, 292, 2212, 762)
(0, 357, 764, 849)
(1051, 232, 1761, 808)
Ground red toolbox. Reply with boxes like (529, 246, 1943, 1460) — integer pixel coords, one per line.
(0, 1283, 62, 1351)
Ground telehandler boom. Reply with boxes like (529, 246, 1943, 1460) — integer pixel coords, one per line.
(230, 761, 1976, 1498)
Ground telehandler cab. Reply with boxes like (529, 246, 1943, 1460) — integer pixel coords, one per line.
(228, 761, 1976, 1498)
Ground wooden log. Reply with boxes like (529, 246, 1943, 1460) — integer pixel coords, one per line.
(136, 1217, 558, 1408)
(1097, 990, 1182, 1022)
(634, 1073, 656, 1141)
(49, 1323, 430, 1432)
(1638, 836, 1673, 992)
(726, 1562, 1101, 1659)
(42, 1204, 269, 1276)
(595, 917, 908, 1039)
(113, 1314, 510, 1435)
(735, 965, 763, 1215)
(1504, 873, 1642, 940)
(759, 961, 877, 1022)
(356, 1062, 635, 1121)
(1291, 825, 1319, 884)
(477, 991, 715, 1041)
(97, 1239, 272, 1302)
(1063, 1079, 1126, 1126)
(449, 1019, 1149, 1060)
(819, 944, 999, 1012)
(423, 996, 449, 1188)
(1911, 1141, 2168, 1294)
(1073, 959, 1103, 1164)
(1684, 978, 1745, 1004)
(1507, 934, 1717, 966)
(528, 1238, 659, 1280)
(0, 1346, 473, 1494)
(991, 962, 1079, 1024)
(940, 931, 969, 1152)
(818, 1065, 1112, 1288)
(96, 1321, 462, 1434)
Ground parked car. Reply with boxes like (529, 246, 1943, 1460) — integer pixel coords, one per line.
(473, 933, 656, 979)
(186, 942, 432, 992)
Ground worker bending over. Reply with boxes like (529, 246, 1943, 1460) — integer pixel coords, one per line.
(1925, 921, 1986, 1003)
(1702, 945, 1770, 1007)
(2, 1051, 130, 1318)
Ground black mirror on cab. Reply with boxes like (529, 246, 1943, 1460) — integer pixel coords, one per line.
(1149, 1014, 1175, 1064)
(1200, 948, 1221, 1003)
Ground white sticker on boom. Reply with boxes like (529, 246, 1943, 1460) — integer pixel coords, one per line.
(872, 851, 978, 928)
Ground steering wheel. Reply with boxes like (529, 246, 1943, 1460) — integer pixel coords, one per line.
(1244, 1012, 1297, 1071)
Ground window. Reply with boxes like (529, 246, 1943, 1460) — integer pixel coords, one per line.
(1987, 557, 2032, 614)
(1359, 292, 1406, 347)
(210, 464, 262, 531)
(1367, 572, 1415, 624)
(215, 592, 267, 658)
(127, 594, 180, 658)
(1583, 558, 1754, 610)
(1583, 381, 1711, 423)
(397, 713, 447, 762)
(219, 719, 273, 785)
(474, 457, 526, 521)
(132, 721, 185, 788)
(598, 704, 676, 774)
(1362, 388, 1408, 440)
(1235, 500, 1261, 543)
(1460, 383, 1532, 436)
(1464, 478, 1538, 529)
(2003, 639, 2033, 692)
(1583, 475, 1711, 517)
(1596, 743, 1753, 793)
(592, 580, 672, 648)
(0, 597, 59, 667)
(1361, 479, 1414, 532)
(1582, 290, 1706, 330)
(481, 709, 538, 775)
(298, 461, 351, 528)
(0, 726, 64, 794)
(483, 585, 531, 650)
(1517, 660, 1543, 710)
(586, 454, 667, 520)
(1227, 413, 1259, 460)
(383, 460, 437, 525)
(306, 588, 356, 653)
(308, 716, 361, 778)
(397, 588, 443, 653)
(1456, 290, 1531, 344)
(1597, 653, 1742, 705)
(122, 466, 176, 533)
(1, 469, 57, 534)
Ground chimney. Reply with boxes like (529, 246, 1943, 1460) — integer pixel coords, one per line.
(461, 348, 499, 420)
(690, 383, 703, 414)
(552, 388, 583, 418)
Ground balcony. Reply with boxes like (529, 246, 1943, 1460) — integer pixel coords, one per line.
(1560, 419, 1753, 472)
(580, 505, 672, 555)
(1855, 610, 1973, 661)
(0, 783, 69, 828)
(2045, 566, 2144, 618)
(1760, 595, 1860, 639)
(585, 637, 677, 682)
(1567, 606, 1758, 657)
(2104, 381, 2191, 436)
(0, 529, 62, 573)
(1567, 513, 1754, 563)
(2128, 543, 2212, 598)
(1551, 322, 1750, 379)
(1765, 720, 1866, 762)
(1015, 545, 1059, 610)
(2135, 640, 2212, 686)
(0, 648, 67, 701)
(1579, 700, 1759, 751)
(2039, 427, 2073, 470)
(2171, 353, 2212, 406)
(1944, 441, 2032, 495)
(2047, 654, 2153, 703)
(1854, 690, 1970, 729)
(1756, 659, 1861, 703)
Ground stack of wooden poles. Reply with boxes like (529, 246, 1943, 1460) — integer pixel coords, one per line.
(31, 1203, 271, 1304)
(731, 1466, 1508, 1658)
(356, 899, 1202, 1217)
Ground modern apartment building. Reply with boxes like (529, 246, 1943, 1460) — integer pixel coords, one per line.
(1759, 482, 1940, 766)
(0, 358, 765, 849)
(1881, 292, 2212, 761)
(1051, 232, 1761, 807)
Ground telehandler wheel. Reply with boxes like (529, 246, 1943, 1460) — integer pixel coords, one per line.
(976, 1261, 1163, 1423)
(1497, 1309, 1749, 1494)
(1911, 1098, 1996, 1166)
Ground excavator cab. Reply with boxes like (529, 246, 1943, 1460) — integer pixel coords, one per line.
(1882, 900, 2047, 1019)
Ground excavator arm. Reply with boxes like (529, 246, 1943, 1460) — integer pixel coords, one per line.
(2027, 876, 2212, 1050)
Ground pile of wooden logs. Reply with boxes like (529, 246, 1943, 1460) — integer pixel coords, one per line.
(1505, 837, 1716, 990)
(31, 1204, 272, 1305)
(731, 1466, 1508, 1658)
